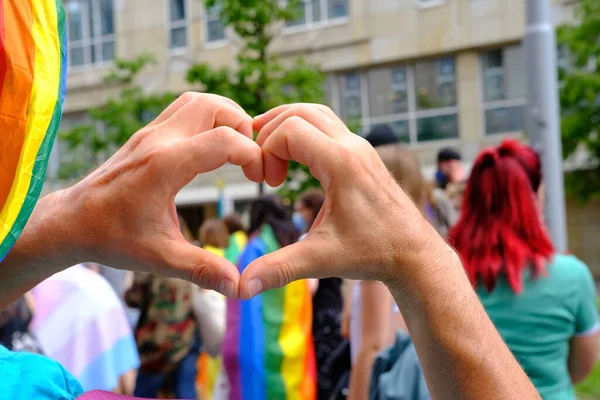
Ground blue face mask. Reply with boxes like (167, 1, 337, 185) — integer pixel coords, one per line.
(292, 212, 307, 233)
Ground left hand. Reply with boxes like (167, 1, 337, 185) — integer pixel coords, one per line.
(58, 93, 263, 297)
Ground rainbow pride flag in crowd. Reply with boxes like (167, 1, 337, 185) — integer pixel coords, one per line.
(0, 0, 67, 262)
(222, 225, 316, 400)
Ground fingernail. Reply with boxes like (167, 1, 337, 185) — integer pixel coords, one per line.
(247, 278, 264, 298)
(218, 278, 235, 298)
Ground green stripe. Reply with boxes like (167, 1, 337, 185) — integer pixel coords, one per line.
(0, 1, 66, 258)
(260, 225, 288, 399)
(224, 233, 242, 263)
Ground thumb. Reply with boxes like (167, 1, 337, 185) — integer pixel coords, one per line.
(164, 240, 240, 299)
(239, 236, 335, 299)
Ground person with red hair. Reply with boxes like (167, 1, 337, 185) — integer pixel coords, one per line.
(449, 139, 599, 399)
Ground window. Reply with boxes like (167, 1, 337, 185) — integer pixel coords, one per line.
(169, 0, 188, 49)
(286, 0, 348, 28)
(206, 5, 226, 43)
(481, 45, 526, 135)
(339, 72, 362, 123)
(416, 0, 446, 6)
(66, 0, 115, 67)
(337, 56, 459, 144)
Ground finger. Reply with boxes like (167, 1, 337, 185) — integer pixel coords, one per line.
(148, 92, 248, 129)
(261, 116, 343, 188)
(253, 103, 340, 133)
(255, 104, 344, 146)
(239, 236, 335, 299)
(171, 126, 264, 189)
(162, 239, 240, 298)
(164, 95, 253, 138)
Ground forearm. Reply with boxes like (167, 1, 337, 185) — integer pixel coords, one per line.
(0, 190, 81, 308)
(388, 239, 540, 400)
(347, 348, 379, 400)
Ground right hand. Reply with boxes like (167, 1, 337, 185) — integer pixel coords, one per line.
(240, 104, 447, 299)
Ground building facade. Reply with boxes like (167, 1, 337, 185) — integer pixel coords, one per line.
(48, 0, 600, 272)
(51, 0, 575, 191)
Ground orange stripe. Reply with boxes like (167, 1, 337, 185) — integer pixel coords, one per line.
(0, 0, 34, 212)
(299, 283, 316, 399)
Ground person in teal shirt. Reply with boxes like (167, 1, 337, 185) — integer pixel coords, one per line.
(0, 345, 83, 399)
(449, 139, 599, 399)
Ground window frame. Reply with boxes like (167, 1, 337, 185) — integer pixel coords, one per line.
(479, 45, 527, 136)
(283, 0, 350, 34)
(167, 0, 190, 53)
(65, 0, 116, 70)
(204, 4, 227, 47)
(415, 0, 447, 9)
(333, 56, 460, 145)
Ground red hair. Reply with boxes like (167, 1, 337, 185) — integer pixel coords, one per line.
(448, 139, 553, 293)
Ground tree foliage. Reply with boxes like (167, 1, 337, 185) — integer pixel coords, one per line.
(58, 55, 175, 179)
(187, 0, 327, 200)
(558, 0, 600, 203)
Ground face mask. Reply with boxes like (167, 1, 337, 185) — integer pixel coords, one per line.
(292, 212, 307, 233)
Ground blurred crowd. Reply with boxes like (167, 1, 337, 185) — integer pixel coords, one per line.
(0, 125, 597, 400)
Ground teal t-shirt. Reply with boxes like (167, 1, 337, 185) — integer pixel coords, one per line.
(478, 254, 599, 400)
(0, 345, 83, 399)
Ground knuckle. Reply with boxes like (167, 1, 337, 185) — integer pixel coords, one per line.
(289, 104, 310, 118)
(179, 91, 202, 104)
(209, 126, 234, 146)
(189, 263, 215, 289)
(282, 115, 305, 130)
(274, 262, 295, 288)
(143, 146, 172, 172)
(318, 104, 334, 115)
(128, 128, 153, 148)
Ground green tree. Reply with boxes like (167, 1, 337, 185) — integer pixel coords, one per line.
(186, 0, 327, 200)
(558, 0, 600, 203)
(59, 55, 175, 179)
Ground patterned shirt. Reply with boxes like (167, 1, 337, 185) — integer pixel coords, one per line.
(125, 273, 198, 373)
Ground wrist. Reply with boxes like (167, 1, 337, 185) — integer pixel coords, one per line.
(384, 222, 468, 316)
(13, 189, 85, 273)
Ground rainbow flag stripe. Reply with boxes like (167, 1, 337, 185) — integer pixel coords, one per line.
(0, 0, 67, 261)
(223, 225, 316, 400)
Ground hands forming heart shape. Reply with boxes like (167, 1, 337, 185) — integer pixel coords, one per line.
(5, 92, 541, 400)
(53, 92, 445, 299)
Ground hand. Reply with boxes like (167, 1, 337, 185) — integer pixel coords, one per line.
(239, 104, 445, 298)
(59, 93, 263, 297)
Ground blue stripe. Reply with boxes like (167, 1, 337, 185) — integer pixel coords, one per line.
(239, 238, 266, 400)
(77, 335, 140, 391)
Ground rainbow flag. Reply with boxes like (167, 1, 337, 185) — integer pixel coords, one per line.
(198, 234, 247, 399)
(223, 225, 316, 400)
(224, 230, 248, 263)
(0, 0, 67, 261)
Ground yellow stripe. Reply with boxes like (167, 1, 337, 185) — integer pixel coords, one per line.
(278, 280, 309, 400)
(0, 0, 60, 244)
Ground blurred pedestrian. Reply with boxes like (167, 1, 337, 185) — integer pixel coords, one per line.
(200, 218, 230, 257)
(125, 216, 200, 399)
(0, 295, 42, 353)
(196, 218, 229, 399)
(430, 148, 463, 238)
(222, 195, 316, 400)
(223, 213, 248, 264)
(435, 147, 464, 189)
(31, 265, 139, 394)
(346, 142, 425, 400)
(449, 139, 599, 400)
(296, 189, 348, 400)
